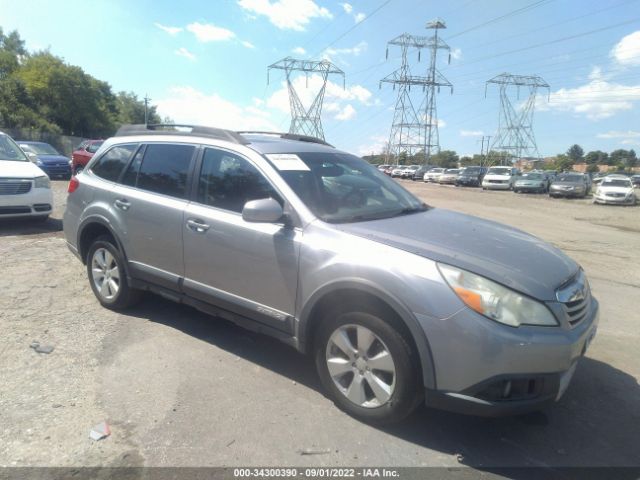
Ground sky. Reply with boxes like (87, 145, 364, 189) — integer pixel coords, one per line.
(1, 0, 639, 158)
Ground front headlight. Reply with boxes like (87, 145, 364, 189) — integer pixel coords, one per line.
(34, 176, 51, 189)
(437, 263, 558, 327)
(35, 159, 44, 166)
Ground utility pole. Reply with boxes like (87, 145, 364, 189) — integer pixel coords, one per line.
(380, 19, 452, 165)
(144, 94, 150, 126)
(485, 73, 549, 166)
(268, 57, 345, 141)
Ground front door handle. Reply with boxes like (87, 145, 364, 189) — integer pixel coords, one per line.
(186, 218, 210, 233)
(114, 199, 130, 211)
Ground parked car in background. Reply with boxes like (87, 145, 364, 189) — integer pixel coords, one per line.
(377, 164, 390, 172)
(455, 166, 487, 187)
(64, 123, 599, 423)
(0, 131, 53, 221)
(438, 168, 461, 185)
(549, 173, 589, 198)
(401, 165, 420, 179)
(631, 175, 640, 187)
(593, 176, 637, 205)
(412, 165, 432, 181)
(513, 172, 550, 193)
(18, 141, 72, 180)
(482, 166, 520, 190)
(383, 165, 395, 176)
(71, 140, 103, 174)
(391, 166, 404, 178)
(424, 167, 445, 182)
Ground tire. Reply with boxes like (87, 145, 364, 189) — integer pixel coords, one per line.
(315, 309, 422, 425)
(86, 235, 141, 310)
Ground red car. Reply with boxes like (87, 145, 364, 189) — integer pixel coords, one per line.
(71, 140, 103, 174)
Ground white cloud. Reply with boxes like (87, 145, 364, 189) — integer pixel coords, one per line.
(354, 12, 366, 23)
(450, 48, 462, 60)
(597, 130, 640, 146)
(241, 40, 256, 49)
(238, 0, 332, 31)
(324, 41, 367, 60)
(292, 46, 306, 55)
(611, 30, 640, 66)
(460, 130, 483, 137)
(542, 67, 640, 120)
(175, 47, 196, 61)
(356, 134, 389, 156)
(155, 23, 183, 36)
(341, 2, 353, 14)
(335, 104, 356, 120)
(186, 22, 236, 42)
(267, 74, 373, 115)
(156, 86, 279, 131)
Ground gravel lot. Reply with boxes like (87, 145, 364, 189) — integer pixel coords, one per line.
(1, 179, 639, 470)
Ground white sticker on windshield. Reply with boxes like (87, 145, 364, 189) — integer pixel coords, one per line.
(266, 153, 310, 171)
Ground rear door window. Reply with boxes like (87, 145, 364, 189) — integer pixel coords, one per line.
(130, 144, 195, 199)
(91, 144, 137, 182)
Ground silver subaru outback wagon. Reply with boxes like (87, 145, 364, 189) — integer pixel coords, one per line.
(64, 124, 599, 424)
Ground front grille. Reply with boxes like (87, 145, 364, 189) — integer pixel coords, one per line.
(557, 271, 591, 328)
(606, 193, 625, 198)
(0, 206, 31, 215)
(0, 179, 32, 195)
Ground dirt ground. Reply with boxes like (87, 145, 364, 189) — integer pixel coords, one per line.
(0, 179, 639, 471)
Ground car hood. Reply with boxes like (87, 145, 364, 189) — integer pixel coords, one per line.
(0, 160, 46, 178)
(598, 186, 633, 194)
(37, 154, 69, 164)
(516, 179, 543, 185)
(338, 208, 578, 301)
(551, 181, 582, 188)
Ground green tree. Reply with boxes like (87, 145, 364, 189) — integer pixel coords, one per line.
(584, 150, 608, 165)
(567, 144, 584, 163)
(553, 154, 574, 172)
(459, 155, 474, 167)
(115, 91, 161, 126)
(431, 150, 459, 168)
(586, 163, 600, 174)
(610, 149, 638, 170)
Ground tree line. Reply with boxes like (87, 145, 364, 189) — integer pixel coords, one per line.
(0, 27, 164, 138)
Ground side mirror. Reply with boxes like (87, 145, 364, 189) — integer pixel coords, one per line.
(242, 198, 284, 223)
(27, 152, 38, 162)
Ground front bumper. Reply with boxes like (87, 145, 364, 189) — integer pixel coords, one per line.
(550, 188, 585, 197)
(0, 187, 54, 218)
(515, 184, 545, 192)
(456, 178, 480, 186)
(40, 164, 72, 178)
(482, 182, 511, 190)
(593, 194, 635, 205)
(418, 297, 599, 416)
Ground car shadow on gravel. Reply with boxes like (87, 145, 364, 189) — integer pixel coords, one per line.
(0, 217, 63, 237)
(128, 296, 640, 472)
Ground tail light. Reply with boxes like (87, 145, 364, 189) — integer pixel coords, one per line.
(68, 177, 80, 193)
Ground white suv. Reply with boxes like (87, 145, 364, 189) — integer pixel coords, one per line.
(0, 131, 53, 221)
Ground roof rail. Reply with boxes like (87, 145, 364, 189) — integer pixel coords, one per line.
(237, 131, 334, 148)
(115, 124, 250, 145)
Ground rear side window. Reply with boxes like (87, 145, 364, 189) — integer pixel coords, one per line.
(134, 144, 195, 198)
(91, 144, 137, 182)
(197, 148, 281, 213)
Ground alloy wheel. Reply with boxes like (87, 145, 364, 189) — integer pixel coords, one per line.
(91, 248, 120, 300)
(325, 324, 396, 408)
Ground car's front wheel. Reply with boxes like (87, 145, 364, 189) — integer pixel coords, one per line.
(315, 310, 421, 425)
(87, 235, 141, 310)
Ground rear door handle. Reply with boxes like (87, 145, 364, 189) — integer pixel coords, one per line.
(114, 199, 130, 211)
(186, 218, 210, 233)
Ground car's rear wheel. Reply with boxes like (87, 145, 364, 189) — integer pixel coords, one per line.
(87, 235, 141, 310)
(315, 310, 421, 425)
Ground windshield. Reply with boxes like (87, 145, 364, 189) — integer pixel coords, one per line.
(270, 152, 427, 224)
(87, 141, 103, 153)
(487, 167, 511, 175)
(20, 142, 60, 155)
(462, 167, 481, 174)
(0, 134, 29, 162)
(602, 179, 632, 188)
(429, 168, 444, 173)
(556, 174, 582, 182)
(445, 169, 460, 174)
(521, 173, 543, 180)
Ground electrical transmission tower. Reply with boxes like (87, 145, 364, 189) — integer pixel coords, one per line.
(485, 73, 550, 165)
(380, 19, 452, 163)
(268, 57, 344, 141)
